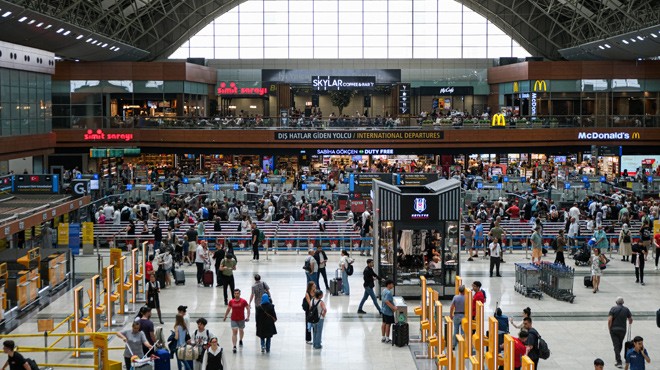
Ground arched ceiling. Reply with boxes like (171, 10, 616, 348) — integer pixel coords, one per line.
(0, 0, 658, 61)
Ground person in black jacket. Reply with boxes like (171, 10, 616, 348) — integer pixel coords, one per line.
(152, 223, 163, 254)
(314, 245, 329, 290)
(357, 259, 382, 315)
(213, 242, 226, 287)
(255, 293, 277, 353)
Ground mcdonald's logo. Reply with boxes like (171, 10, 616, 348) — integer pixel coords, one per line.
(513, 82, 519, 93)
(491, 113, 506, 127)
(533, 80, 547, 92)
(632, 132, 640, 139)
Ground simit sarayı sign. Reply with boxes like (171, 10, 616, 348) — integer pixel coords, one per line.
(83, 129, 134, 142)
(217, 82, 268, 96)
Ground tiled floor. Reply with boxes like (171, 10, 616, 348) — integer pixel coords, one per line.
(7, 249, 660, 369)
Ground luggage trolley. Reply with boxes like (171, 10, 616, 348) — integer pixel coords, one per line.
(540, 263, 576, 303)
(514, 263, 542, 299)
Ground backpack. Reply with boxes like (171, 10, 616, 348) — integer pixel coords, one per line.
(307, 300, 320, 324)
(346, 261, 354, 276)
(193, 329, 210, 362)
(121, 208, 131, 221)
(25, 358, 39, 370)
(622, 231, 631, 243)
(538, 336, 551, 359)
(303, 257, 311, 272)
(258, 229, 265, 242)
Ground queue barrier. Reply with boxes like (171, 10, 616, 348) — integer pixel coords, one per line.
(413, 275, 534, 370)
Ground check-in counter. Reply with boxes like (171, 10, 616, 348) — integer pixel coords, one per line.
(40, 252, 68, 289)
(7, 269, 39, 310)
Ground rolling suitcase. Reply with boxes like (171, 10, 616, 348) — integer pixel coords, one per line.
(203, 270, 214, 287)
(329, 279, 340, 296)
(392, 322, 409, 347)
(154, 348, 171, 370)
(583, 276, 593, 288)
(174, 270, 185, 285)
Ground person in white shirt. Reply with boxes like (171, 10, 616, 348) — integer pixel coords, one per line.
(569, 203, 581, 221)
(103, 203, 114, 220)
(113, 209, 121, 225)
(489, 237, 502, 277)
(568, 217, 579, 247)
(195, 241, 209, 286)
(338, 250, 353, 295)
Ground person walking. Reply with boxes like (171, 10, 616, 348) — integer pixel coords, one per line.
(219, 253, 237, 305)
(304, 249, 318, 287)
(212, 243, 225, 288)
(338, 250, 353, 295)
(521, 317, 542, 369)
(250, 222, 261, 261)
(624, 336, 651, 370)
(248, 274, 271, 308)
(2, 340, 32, 370)
(146, 273, 165, 324)
(464, 224, 475, 261)
(608, 297, 633, 368)
(117, 321, 152, 370)
(173, 314, 193, 370)
(654, 232, 660, 270)
(591, 248, 607, 293)
(223, 289, 250, 354)
(357, 259, 382, 315)
(255, 293, 278, 353)
(631, 242, 648, 286)
(192, 318, 213, 370)
(489, 237, 502, 277)
(449, 285, 465, 349)
(310, 290, 327, 349)
(314, 244, 330, 290)
(619, 224, 633, 262)
(510, 307, 532, 330)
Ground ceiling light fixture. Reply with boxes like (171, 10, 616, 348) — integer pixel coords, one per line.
(86, 38, 92, 42)
(630, 38, 636, 42)
(18, 16, 27, 22)
(114, 47, 120, 52)
(651, 33, 657, 38)
(598, 45, 605, 50)
(27, 20, 35, 25)
(56, 28, 64, 33)
(604, 44, 611, 48)
(636, 36, 643, 41)
(63, 30, 71, 36)
(2, 11, 12, 17)
(36, 22, 43, 27)
(44, 24, 52, 29)
(622, 39, 629, 44)
(101, 43, 108, 47)
(76, 35, 83, 40)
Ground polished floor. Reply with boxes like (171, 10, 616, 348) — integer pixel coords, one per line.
(6, 248, 660, 370)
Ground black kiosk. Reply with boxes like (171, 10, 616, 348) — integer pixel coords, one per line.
(372, 178, 461, 299)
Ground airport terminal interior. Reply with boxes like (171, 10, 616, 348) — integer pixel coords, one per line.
(0, 0, 659, 369)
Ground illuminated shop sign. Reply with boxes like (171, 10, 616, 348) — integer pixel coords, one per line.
(315, 149, 395, 155)
(83, 129, 134, 142)
(402, 195, 438, 221)
(217, 81, 269, 96)
(275, 131, 443, 140)
(577, 132, 639, 140)
(312, 76, 376, 90)
(531, 80, 547, 117)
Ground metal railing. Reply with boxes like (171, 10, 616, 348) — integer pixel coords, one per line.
(54, 114, 660, 130)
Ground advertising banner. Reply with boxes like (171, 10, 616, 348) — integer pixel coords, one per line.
(57, 223, 69, 247)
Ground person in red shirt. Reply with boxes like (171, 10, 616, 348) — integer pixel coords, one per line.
(506, 202, 520, 219)
(512, 333, 527, 370)
(145, 254, 154, 278)
(471, 281, 486, 318)
(224, 289, 250, 353)
(654, 233, 660, 270)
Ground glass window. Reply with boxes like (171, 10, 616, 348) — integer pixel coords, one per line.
(170, 0, 530, 59)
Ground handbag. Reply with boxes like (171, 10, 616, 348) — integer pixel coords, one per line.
(177, 344, 199, 361)
(265, 311, 277, 322)
(598, 255, 607, 270)
(624, 323, 634, 354)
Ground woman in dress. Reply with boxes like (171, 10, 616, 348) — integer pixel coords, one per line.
(590, 248, 607, 293)
(255, 293, 278, 353)
(146, 273, 164, 324)
(618, 223, 632, 262)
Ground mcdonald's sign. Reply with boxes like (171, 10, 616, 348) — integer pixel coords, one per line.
(533, 80, 547, 92)
(531, 80, 547, 117)
(491, 113, 506, 128)
(632, 132, 640, 139)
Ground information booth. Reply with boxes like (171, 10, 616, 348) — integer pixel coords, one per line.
(372, 179, 461, 299)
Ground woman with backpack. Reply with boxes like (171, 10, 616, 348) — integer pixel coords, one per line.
(339, 250, 353, 295)
(310, 290, 327, 350)
(619, 224, 632, 262)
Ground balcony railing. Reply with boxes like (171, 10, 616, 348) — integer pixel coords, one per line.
(55, 114, 660, 130)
